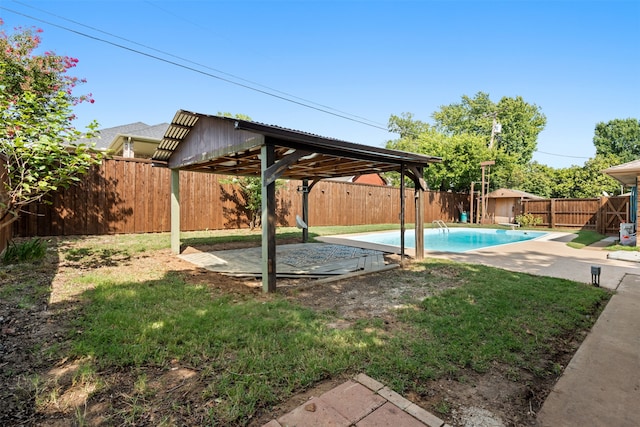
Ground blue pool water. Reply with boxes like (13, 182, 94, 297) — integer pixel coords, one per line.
(345, 228, 547, 253)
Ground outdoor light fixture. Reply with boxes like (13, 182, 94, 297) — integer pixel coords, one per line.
(591, 266, 601, 287)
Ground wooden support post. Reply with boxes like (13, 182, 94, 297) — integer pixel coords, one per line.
(550, 198, 556, 229)
(170, 169, 181, 254)
(302, 179, 309, 243)
(400, 164, 406, 265)
(414, 167, 425, 260)
(261, 144, 277, 293)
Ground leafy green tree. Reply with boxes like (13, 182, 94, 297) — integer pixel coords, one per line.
(388, 112, 431, 139)
(0, 21, 100, 233)
(432, 92, 546, 164)
(551, 166, 582, 198)
(387, 127, 495, 192)
(550, 155, 622, 198)
(576, 155, 623, 197)
(593, 118, 640, 163)
(220, 176, 264, 229)
(509, 162, 556, 198)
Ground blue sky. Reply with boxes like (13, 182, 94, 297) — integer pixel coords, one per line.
(1, 0, 638, 168)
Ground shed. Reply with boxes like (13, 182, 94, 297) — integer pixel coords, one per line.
(485, 188, 543, 224)
(151, 110, 441, 292)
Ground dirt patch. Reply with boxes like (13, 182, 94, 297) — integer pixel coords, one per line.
(1, 238, 580, 426)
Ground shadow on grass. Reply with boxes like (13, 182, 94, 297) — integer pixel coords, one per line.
(31, 268, 380, 425)
(0, 241, 60, 424)
(3, 248, 613, 426)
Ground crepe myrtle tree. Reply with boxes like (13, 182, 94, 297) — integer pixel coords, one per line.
(0, 20, 101, 233)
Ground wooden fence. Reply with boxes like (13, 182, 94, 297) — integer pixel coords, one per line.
(522, 196, 630, 235)
(13, 157, 467, 237)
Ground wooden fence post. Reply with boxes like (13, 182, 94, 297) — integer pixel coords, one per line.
(597, 197, 607, 235)
(550, 198, 556, 228)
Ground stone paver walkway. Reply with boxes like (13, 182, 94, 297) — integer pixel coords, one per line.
(262, 374, 449, 427)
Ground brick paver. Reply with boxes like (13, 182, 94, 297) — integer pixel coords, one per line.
(277, 396, 350, 427)
(319, 380, 386, 423)
(357, 402, 427, 427)
(262, 374, 443, 427)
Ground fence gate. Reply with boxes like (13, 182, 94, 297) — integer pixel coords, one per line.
(601, 196, 630, 235)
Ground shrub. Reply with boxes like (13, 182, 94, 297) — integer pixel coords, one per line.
(516, 213, 542, 227)
(2, 238, 47, 264)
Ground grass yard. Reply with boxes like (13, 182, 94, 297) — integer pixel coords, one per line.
(0, 227, 611, 426)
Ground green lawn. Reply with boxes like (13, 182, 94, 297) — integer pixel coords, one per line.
(51, 230, 611, 424)
(566, 230, 608, 249)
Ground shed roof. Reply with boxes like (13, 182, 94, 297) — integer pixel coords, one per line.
(602, 159, 640, 186)
(486, 188, 543, 199)
(151, 110, 440, 180)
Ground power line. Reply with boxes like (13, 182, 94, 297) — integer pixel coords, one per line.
(14, 0, 386, 129)
(1, 4, 390, 132)
(534, 150, 590, 159)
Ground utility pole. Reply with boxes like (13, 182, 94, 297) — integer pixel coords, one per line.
(487, 112, 501, 149)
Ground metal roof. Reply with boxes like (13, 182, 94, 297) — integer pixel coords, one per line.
(151, 110, 440, 181)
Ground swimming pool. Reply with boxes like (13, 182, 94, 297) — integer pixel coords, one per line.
(342, 228, 547, 253)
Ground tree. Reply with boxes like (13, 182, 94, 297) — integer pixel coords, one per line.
(387, 112, 431, 139)
(593, 118, 640, 163)
(551, 155, 623, 198)
(432, 92, 547, 164)
(220, 176, 264, 229)
(387, 126, 496, 192)
(509, 162, 556, 198)
(0, 21, 101, 233)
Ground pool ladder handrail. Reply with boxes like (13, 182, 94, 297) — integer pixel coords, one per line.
(432, 220, 449, 233)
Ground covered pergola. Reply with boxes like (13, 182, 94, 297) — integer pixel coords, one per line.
(152, 110, 441, 292)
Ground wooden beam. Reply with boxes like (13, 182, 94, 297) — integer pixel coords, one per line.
(170, 169, 181, 254)
(261, 144, 277, 293)
(263, 149, 311, 186)
(406, 166, 427, 191)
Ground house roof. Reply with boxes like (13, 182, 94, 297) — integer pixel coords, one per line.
(486, 188, 543, 199)
(151, 110, 440, 182)
(602, 159, 640, 186)
(80, 122, 170, 151)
